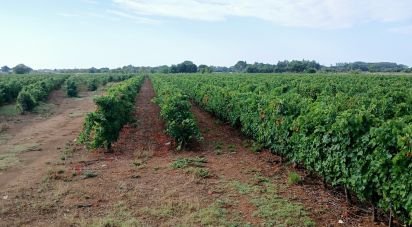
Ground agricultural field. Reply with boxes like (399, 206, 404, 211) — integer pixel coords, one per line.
(0, 73, 410, 226)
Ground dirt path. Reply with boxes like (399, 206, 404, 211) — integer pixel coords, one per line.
(0, 80, 384, 226)
(0, 89, 98, 191)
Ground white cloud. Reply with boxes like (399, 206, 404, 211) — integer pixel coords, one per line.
(107, 10, 160, 24)
(389, 25, 412, 35)
(112, 0, 412, 28)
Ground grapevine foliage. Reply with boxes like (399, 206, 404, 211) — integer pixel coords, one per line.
(163, 73, 412, 224)
(16, 75, 68, 113)
(0, 74, 68, 107)
(79, 76, 144, 150)
(64, 73, 133, 98)
(151, 76, 201, 150)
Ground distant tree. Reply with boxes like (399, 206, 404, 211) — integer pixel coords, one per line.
(121, 65, 139, 73)
(246, 64, 259, 73)
(275, 60, 289, 73)
(198, 65, 213, 73)
(89, 67, 98, 73)
(170, 65, 178, 73)
(211, 66, 230, 72)
(329, 62, 408, 72)
(245, 62, 275, 73)
(13, 64, 32, 74)
(233, 61, 248, 72)
(152, 65, 170, 73)
(1, 65, 11, 73)
(99, 67, 110, 73)
(306, 68, 317, 73)
(176, 61, 197, 73)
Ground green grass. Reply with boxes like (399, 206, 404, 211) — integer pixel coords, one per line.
(214, 141, 223, 150)
(0, 102, 55, 117)
(230, 180, 259, 195)
(139, 198, 244, 226)
(184, 167, 210, 179)
(190, 199, 244, 226)
(0, 143, 40, 171)
(251, 184, 315, 227)
(227, 144, 236, 153)
(68, 111, 84, 118)
(60, 147, 74, 161)
(32, 102, 55, 117)
(72, 202, 142, 227)
(251, 142, 264, 153)
(226, 178, 315, 227)
(170, 157, 207, 169)
(171, 157, 210, 179)
(0, 104, 19, 116)
(288, 171, 302, 185)
(83, 170, 98, 179)
(0, 153, 19, 171)
(10, 143, 41, 153)
(140, 199, 198, 219)
(0, 133, 12, 145)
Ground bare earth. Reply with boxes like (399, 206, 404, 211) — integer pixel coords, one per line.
(0, 89, 98, 191)
(0, 80, 387, 226)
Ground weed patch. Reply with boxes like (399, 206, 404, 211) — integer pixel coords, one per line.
(225, 178, 314, 226)
(170, 157, 207, 169)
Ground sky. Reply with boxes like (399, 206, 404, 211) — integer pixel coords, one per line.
(0, 0, 412, 69)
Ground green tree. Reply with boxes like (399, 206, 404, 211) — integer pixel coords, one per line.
(198, 65, 213, 73)
(233, 61, 248, 72)
(176, 61, 198, 73)
(13, 64, 32, 74)
(1, 65, 11, 73)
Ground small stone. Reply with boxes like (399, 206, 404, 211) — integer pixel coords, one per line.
(2, 195, 8, 200)
(338, 220, 344, 224)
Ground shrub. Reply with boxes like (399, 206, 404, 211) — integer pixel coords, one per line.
(79, 76, 144, 150)
(87, 79, 98, 91)
(16, 91, 35, 113)
(287, 172, 301, 185)
(15, 76, 67, 113)
(152, 76, 202, 150)
(66, 80, 78, 97)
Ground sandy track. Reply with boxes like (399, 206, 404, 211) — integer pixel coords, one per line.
(0, 89, 97, 191)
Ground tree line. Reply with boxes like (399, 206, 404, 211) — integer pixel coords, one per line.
(1, 64, 32, 74)
(1, 60, 411, 75)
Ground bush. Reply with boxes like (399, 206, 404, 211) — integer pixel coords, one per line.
(152, 76, 202, 150)
(287, 172, 301, 185)
(16, 91, 35, 113)
(87, 79, 98, 91)
(15, 76, 67, 113)
(66, 80, 78, 97)
(79, 76, 144, 150)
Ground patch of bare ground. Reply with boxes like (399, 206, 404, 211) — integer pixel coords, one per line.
(0, 88, 101, 192)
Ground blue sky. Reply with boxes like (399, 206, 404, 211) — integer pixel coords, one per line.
(1, 0, 412, 69)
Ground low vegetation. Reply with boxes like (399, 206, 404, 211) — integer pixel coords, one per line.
(79, 76, 144, 150)
(16, 75, 68, 113)
(161, 73, 412, 224)
(151, 76, 202, 150)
